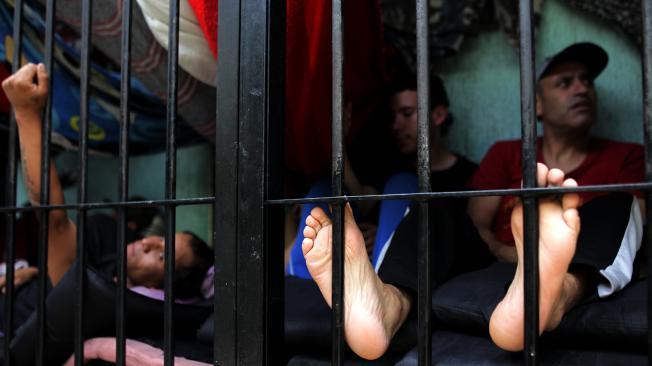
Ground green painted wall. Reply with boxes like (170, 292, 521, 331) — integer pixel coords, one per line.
(439, 0, 643, 163)
(16, 143, 214, 245)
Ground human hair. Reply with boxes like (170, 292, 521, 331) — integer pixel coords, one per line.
(175, 231, 212, 299)
(388, 73, 454, 135)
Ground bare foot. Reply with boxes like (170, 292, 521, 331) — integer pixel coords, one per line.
(302, 204, 411, 360)
(489, 163, 581, 351)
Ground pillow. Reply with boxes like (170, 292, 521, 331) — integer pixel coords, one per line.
(432, 262, 646, 349)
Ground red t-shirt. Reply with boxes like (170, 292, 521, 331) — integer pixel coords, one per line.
(470, 138, 644, 246)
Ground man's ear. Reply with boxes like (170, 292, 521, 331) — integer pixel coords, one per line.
(430, 105, 449, 127)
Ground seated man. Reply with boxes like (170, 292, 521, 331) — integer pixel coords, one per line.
(300, 42, 644, 360)
(1, 63, 213, 329)
(468, 42, 644, 350)
(288, 73, 480, 277)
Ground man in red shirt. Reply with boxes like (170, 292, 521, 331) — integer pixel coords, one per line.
(469, 42, 644, 350)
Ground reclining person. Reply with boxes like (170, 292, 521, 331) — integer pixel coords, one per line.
(300, 43, 643, 359)
(1, 63, 213, 329)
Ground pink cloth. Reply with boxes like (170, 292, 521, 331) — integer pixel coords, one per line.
(63, 337, 210, 366)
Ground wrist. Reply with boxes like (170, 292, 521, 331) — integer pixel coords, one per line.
(14, 108, 41, 122)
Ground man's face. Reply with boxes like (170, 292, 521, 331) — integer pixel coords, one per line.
(126, 232, 195, 288)
(390, 90, 419, 155)
(536, 62, 597, 132)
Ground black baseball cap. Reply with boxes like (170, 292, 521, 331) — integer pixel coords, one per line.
(536, 42, 608, 81)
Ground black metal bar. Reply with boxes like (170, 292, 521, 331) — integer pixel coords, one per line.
(0, 180, 650, 214)
(264, 0, 286, 362)
(36, 1, 56, 364)
(116, 0, 133, 364)
(3, 2, 24, 364)
(331, 0, 345, 364)
(164, 0, 181, 364)
(214, 0, 240, 362)
(415, 0, 432, 364)
(74, 0, 92, 364)
(641, 0, 652, 363)
(517, 0, 539, 364)
(236, 0, 268, 363)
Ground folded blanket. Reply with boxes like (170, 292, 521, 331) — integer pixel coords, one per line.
(63, 337, 210, 366)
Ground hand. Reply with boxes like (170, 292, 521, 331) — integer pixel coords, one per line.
(0, 266, 39, 293)
(1, 63, 49, 118)
(358, 222, 377, 257)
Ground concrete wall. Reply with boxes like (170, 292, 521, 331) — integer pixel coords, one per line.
(439, 0, 643, 163)
(16, 143, 214, 245)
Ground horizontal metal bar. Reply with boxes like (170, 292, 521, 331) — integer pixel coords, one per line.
(0, 181, 650, 214)
(0, 197, 216, 213)
(267, 182, 652, 205)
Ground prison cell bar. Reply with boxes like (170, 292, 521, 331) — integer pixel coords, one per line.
(0, 179, 649, 214)
(641, 0, 652, 363)
(34, 0, 56, 364)
(116, 0, 133, 364)
(331, 0, 345, 364)
(265, 0, 287, 362)
(517, 0, 540, 364)
(415, 0, 432, 364)
(3, 1, 24, 365)
(214, 0, 240, 362)
(237, 0, 269, 362)
(73, 0, 93, 364)
(164, 0, 181, 364)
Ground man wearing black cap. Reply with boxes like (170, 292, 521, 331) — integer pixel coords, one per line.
(468, 42, 644, 350)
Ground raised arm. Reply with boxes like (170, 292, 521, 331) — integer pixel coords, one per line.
(2, 63, 76, 284)
(467, 196, 517, 262)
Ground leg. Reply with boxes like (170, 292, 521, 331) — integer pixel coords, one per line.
(489, 164, 583, 351)
(302, 204, 412, 360)
(371, 172, 418, 269)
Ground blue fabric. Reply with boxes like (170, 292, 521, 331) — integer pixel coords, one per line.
(371, 172, 418, 269)
(287, 173, 418, 279)
(287, 181, 332, 279)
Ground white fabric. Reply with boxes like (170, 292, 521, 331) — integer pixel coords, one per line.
(136, 0, 216, 86)
(597, 198, 643, 298)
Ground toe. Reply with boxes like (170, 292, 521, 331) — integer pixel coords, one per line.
(536, 163, 549, 187)
(547, 169, 565, 187)
(305, 215, 322, 233)
(303, 225, 317, 240)
(310, 207, 332, 227)
(302, 238, 315, 256)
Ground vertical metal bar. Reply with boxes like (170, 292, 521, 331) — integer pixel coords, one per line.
(164, 0, 180, 364)
(518, 0, 539, 364)
(214, 0, 240, 363)
(74, 0, 92, 364)
(331, 0, 345, 364)
(4, 2, 24, 364)
(264, 0, 286, 363)
(236, 0, 268, 363)
(415, 1, 432, 365)
(641, 1, 652, 363)
(116, 0, 133, 364)
(36, 1, 56, 364)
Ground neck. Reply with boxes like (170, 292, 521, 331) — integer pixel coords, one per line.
(542, 127, 590, 171)
(429, 130, 456, 171)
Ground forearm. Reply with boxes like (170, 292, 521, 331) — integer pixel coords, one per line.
(477, 228, 517, 262)
(15, 110, 67, 223)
